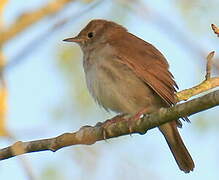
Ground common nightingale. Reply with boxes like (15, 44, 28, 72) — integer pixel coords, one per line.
(63, 19, 194, 173)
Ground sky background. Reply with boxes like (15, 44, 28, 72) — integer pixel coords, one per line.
(0, 0, 219, 179)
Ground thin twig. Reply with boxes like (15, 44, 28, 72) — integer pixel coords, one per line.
(4, 0, 104, 71)
(0, 0, 76, 45)
(211, 24, 219, 37)
(177, 51, 218, 101)
(205, 51, 215, 80)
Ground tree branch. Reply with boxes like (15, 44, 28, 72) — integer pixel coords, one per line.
(0, 89, 218, 161)
(176, 51, 219, 101)
(211, 24, 219, 37)
(0, 0, 76, 45)
(4, 0, 103, 71)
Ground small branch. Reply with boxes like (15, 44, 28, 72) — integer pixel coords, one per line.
(0, 90, 219, 160)
(205, 51, 215, 80)
(0, 0, 76, 45)
(4, 0, 104, 71)
(177, 77, 219, 101)
(177, 51, 218, 101)
(211, 24, 219, 37)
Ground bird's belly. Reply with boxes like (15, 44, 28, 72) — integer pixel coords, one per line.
(84, 58, 163, 115)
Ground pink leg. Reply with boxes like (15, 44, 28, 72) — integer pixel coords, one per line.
(129, 108, 149, 121)
(101, 114, 126, 139)
(125, 108, 149, 133)
(100, 108, 148, 139)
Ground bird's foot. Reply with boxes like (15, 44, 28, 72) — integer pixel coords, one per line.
(99, 109, 148, 139)
(130, 108, 148, 121)
(100, 114, 126, 140)
(126, 108, 148, 132)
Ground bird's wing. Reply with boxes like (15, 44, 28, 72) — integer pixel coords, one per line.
(110, 33, 178, 106)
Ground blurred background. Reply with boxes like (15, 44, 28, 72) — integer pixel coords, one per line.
(0, 0, 219, 179)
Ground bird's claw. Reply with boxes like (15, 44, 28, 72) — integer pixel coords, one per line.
(101, 114, 126, 140)
(101, 109, 148, 139)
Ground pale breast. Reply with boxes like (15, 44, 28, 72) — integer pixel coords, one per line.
(83, 45, 163, 115)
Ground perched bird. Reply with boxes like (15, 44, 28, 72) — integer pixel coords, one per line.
(63, 19, 194, 173)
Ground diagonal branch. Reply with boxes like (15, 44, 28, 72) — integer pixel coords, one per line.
(4, 0, 104, 71)
(0, 89, 218, 161)
(0, 0, 76, 45)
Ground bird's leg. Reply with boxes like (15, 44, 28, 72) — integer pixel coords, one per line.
(125, 108, 149, 132)
(99, 114, 126, 140)
(99, 109, 148, 139)
(130, 108, 149, 121)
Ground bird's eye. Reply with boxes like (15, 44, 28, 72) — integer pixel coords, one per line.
(87, 32, 94, 38)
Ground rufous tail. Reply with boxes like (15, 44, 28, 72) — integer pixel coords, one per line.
(159, 122, 195, 173)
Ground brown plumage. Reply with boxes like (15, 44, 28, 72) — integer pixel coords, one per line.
(63, 19, 194, 173)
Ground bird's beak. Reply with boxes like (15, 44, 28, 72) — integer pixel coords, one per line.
(63, 36, 83, 43)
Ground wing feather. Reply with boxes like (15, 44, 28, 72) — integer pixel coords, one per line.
(110, 32, 178, 106)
